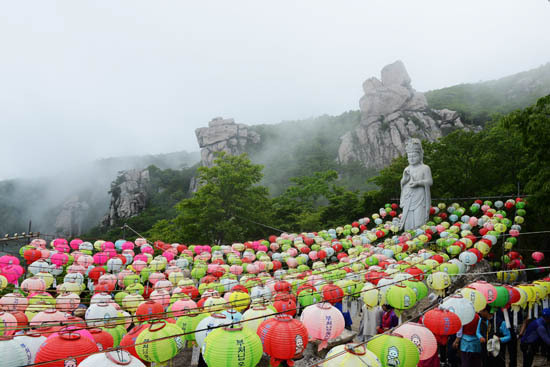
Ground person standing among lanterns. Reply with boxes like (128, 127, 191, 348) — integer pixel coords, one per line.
(476, 307, 511, 367)
(454, 313, 482, 367)
(377, 304, 398, 334)
(519, 307, 550, 367)
(358, 304, 383, 341)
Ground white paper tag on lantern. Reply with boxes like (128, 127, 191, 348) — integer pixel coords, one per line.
(513, 310, 518, 329)
(342, 297, 348, 313)
(534, 303, 539, 318)
(543, 299, 549, 308)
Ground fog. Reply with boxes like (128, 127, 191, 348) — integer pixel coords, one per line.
(1, 0, 550, 180)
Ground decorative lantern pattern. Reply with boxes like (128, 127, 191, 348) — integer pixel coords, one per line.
(78, 350, 146, 367)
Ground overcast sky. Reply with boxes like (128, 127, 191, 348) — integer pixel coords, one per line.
(1, 1, 550, 180)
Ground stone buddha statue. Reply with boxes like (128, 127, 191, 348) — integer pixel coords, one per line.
(399, 138, 432, 231)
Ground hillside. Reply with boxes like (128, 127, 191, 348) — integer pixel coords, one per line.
(0, 150, 200, 236)
(426, 62, 550, 125)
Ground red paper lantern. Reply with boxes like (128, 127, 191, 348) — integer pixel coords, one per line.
(136, 300, 164, 322)
(24, 249, 42, 264)
(405, 267, 424, 281)
(120, 323, 148, 359)
(88, 267, 107, 283)
(35, 332, 99, 366)
(10, 311, 28, 332)
(322, 284, 344, 305)
(180, 285, 200, 299)
(89, 328, 114, 351)
(273, 298, 297, 316)
(274, 281, 291, 293)
(257, 314, 309, 367)
(231, 284, 249, 294)
(423, 308, 461, 336)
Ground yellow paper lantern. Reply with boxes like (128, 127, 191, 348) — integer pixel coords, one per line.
(460, 287, 487, 312)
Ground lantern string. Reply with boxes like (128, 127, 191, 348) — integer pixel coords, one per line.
(13, 262, 550, 367)
(3, 253, 549, 330)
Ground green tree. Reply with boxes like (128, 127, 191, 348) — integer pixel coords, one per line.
(148, 152, 272, 244)
(502, 95, 550, 222)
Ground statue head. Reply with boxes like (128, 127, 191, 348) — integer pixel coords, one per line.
(405, 138, 423, 165)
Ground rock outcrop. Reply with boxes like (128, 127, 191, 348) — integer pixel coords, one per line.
(102, 169, 150, 227)
(338, 60, 480, 169)
(195, 117, 260, 168)
(55, 196, 90, 237)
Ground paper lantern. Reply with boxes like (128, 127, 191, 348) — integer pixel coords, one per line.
(85, 303, 118, 327)
(14, 332, 47, 364)
(0, 335, 30, 366)
(35, 332, 100, 367)
(136, 300, 164, 322)
(322, 283, 344, 305)
(120, 323, 148, 359)
(89, 328, 114, 351)
(394, 322, 437, 361)
(195, 313, 231, 349)
(386, 285, 417, 310)
(273, 298, 297, 317)
(204, 295, 227, 313)
(257, 314, 309, 367)
(101, 324, 127, 347)
(55, 292, 80, 312)
(469, 281, 497, 303)
(423, 308, 461, 336)
(301, 303, 345, 350)
(488, 286, 510, 311)
(204, 326, 263, 367)
(78, 350, 146, 367)
(367, 334, 420, 367)
(221, 308, 242, 322)
(30, 308, 66, 326)
(169, 298, 198, 317)
(323, 343, 382, 367)
(361, 283, 379, 309)
(21, 277, 47, 293)
(460, 287, 487, 312)
(136, 321, 184, 363)
(0, 311, 17, 335)
(122, 294, 144, 313)
(426, 272, 451, 297)
(440, 295, 476, 325)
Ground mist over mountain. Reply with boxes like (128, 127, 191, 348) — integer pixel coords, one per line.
(0, 151, 199, 236)
(2, 61, 550, 238)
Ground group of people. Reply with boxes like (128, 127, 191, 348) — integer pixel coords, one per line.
(357, 303, 550, 367)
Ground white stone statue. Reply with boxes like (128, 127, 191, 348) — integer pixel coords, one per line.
(399, 138, 432, 230)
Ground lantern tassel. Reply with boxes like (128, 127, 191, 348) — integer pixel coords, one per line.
(502, 308, 511, 329)
(513, 310, 518, 329)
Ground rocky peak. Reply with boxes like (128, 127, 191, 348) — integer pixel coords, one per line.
(102, 169, 150, 227)
(339, 61, 479, 169)
(195, 117, 260, 168)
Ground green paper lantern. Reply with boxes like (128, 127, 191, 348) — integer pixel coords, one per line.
(488, 286, 510, 311)
(402, 280, 428, 301)
(367, 334, 419, 367)
(386, 285, 417, 310)
(101, 324, 127, 347)
(136, 321, 185, 363)
(204, 326, 263, 367)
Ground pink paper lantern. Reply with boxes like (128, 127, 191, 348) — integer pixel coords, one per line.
(122, 241, 135, 250)
(170, 299, 197, 317)
(70, 239, 83, 250)
(230, 265, 243, 275)
(0, 255, 19, 267)
(0, 311, 17, 335)
(300, 303, 345, 350)
(51, 253, 69, 267)
(532, 252, 544, 263)
(394, 322, 437, 360)
(21, 277, 47, 293)
(162, 251, 175, 262)
(30, 309, 66, 326)
(77, 255, 94, 268)
(141, 246, 154, 255)
(0, 293, 28, 312)
(469, 281, 498, 303)
(56, 293, 81, 312)
(93, 252, 109, 265)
